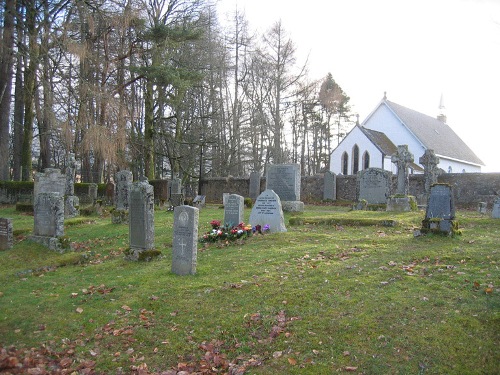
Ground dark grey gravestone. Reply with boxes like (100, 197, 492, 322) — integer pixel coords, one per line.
(88, 183, 98, 202)
(0, 218, 13, 250)
(421, 184, 457, 235)
(115, 171, 133, 211)
(266, 164, 301, 201)
(357, 168, 392, 205)
(249, 172, 261, 199)
(127, 181, 155, 260)
(172, 205, 199, 275)
(224, 194, 244, 226)
(492, 197, 500, 219)
(323, 171, 336, 201)
(249, 189, 286, 233)
(170, 178, 182, 196)
(30, 192, 66, 251)
(65, 153, 76, 196)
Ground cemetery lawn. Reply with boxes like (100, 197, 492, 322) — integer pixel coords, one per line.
(0, 204, 499, 374)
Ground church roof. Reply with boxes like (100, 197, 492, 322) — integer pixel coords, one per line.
(359, 127, 398, 156)
(384, 100, 484, 166)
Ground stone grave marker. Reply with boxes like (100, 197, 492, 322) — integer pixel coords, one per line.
(419, 149, 441, 198)
(105, 182, 115, 205)
(323, 171, 336, 201)
(224, 194, 244, 226)
(249, 189, 286, 233)
(113, 171, 132, 223)
(266, 164, 304, 212)
(391, 145, 413, 195)
(0, 218, 13, 251)
(492, 197, 500, 219)
(30, 192, 66, 251)
(64, 153, 80, 218)
(478, 202, 487, 215)
(88, 183, 98, 203)
(172, 205, 199, 275)
(126, 181, 155, 261)
(249, 172, 261, 199)
(421, 184, 457, 235)
(357, 168, 392, 205)
(170, 178, 182, 196)
(170, 193, 184, 208)
(34, 169, 66, 198)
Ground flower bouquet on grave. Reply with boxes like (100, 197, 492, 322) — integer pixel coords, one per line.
(200, 221, 253, 244)
(252, 224, 270, 235)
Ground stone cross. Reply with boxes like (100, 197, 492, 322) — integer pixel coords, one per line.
(419, 149, 441, 195)
(391, 145, 413, 195)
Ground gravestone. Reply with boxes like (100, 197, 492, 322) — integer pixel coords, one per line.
(419, 149, 441, 198)
(266, 164, 304, 212)
(356, 168, 392, 205)
(30, 192, 66, 251)
(224, 194, 244, 226)
(249, 172, 261, 199)
(477, 202, 487, 215)
(249, 189, 286, 233)
(170, 178, 182, 196)
(126, 181, 155, 261)
(112, 171, 133, 223)
(0, 218, 13, 250)
(34, 169, 66, 198)
(88, 183, 98, 203)
(105, 182, 115, 205)
(387, 145, 416, 212)
(64, 153, 80, 218)
(323, 171, 336, 201)
(421, 184, 458, 235)
(172, 205, 199, 275)
(492, 197, 500, 219)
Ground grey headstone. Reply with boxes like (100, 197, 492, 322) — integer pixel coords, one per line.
(33, 192, 65, 238)
(419, 149, 441, 196)
(224, 194, 244, 226)
(34, 169, 66, 198)
(0, 218, 13, 251)
(88, 183, 98, 201)
(323, 171, 336, 201)
(65, 153, 76, 196)
(492, 197, 500, 219)
(249, 189, 287, 233)
(249, 172, 261, 199)
(115, 171, 133, 211)
(127, 181, 155, 260)
(425, 184, 455, 220)
(170, 178, 182, 196)
(172, 205, 199, 275)
(391, 145, 413, 195)
(266, 164, 301, 201)
(357, 168, 392, 204)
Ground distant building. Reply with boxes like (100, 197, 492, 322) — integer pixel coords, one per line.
(329, 94, 484, 175)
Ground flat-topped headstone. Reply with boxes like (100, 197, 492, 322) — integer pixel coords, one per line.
(323, 171, 336, 201)
(224, 194, 244, 226)
(115, 171, 133, 211)
(249, 189, 286, 233)
(249, 172, 261, 199)
(170, 178, 182, 196)
(357, 168, 392, 205)
(0, 218, 13, 250)
(126, 181, 155, 260)
(88, 183, 98, 202)
(421, 184, 457, 235)
(34, 169, 66, 198)
(491, 197, 500, 219)
(172, 205, 199, 275)
(30, 192, 66, 251)
(266, 164, 301, 201)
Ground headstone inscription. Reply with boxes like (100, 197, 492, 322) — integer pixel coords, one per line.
(34, 168, 66, 198)
(249, 189, 286, 233)
(249, 172, 261, 200)
(30, 192, 66, 251)
(0, 218, 13, 251)
(172, 205, 199, 275)
(266, 164, 304, 212)
(492, 197, 500, 219)
(126, 181, 155, 261)
(224, 194, 244, 226)
(323, 171, 336, 201)
(421, 184, 458, 235)
(357, 168, 392, 205)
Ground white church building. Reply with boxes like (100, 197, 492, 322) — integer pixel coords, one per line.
(329, 95, 484, 175)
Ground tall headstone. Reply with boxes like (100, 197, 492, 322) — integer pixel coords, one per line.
(126, 181, 155, 261)
(105, 181, 115, 205)
(0, 218, 13, 251)
(224, 194, 244, 226)
(88, 183, 98, 203)
(391, 145, 413, 195)
(357, 168, 392, 205)
(249, 172, 261, 200)
(30, 192, 66, 251)
(421, 184, 458, 235)
(249, 189, 287, 233)
(170, 178, 182, 195)
(172, 205, 199, 275)
(113, 171, 133, 223)
(419, 149, 441, 198)
(492, 197, 500, 219)
(323, 171, 336, 201)
(64, 153, 80, 218)
(266, 164, 304, 212)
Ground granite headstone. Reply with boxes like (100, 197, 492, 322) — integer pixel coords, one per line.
(224, 194, 244, 226)
(172, 205, 199, 275)
(249, 189, 286, 233)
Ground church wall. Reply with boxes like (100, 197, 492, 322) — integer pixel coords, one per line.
(437, 157, 482, 174)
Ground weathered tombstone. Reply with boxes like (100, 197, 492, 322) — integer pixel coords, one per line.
(105, 182, 115, 205)
(88, 183, 98, 203)
(421, 184, 458, 235)
(249, 172, 261, 200)
(126, 181, 155, 261)
(224, 194, 244, 226)
(477, 202, 487, 215)
(30, 192, 67, 251)
(172, 205, 199, 275)
(419, 149, 441, 199)
(170, 178, 182, 196)
(387, 145, 417, 212)
(266, 164, 304, 212)
(323, 171, 336, 201)
(356, 168, 392, 205)
(112, 171, 132, 224)
(34, 169, 66, 198)
(249, 189, 287, 233)
(64, 153, 80, 218)
(0, 218, 13, 250)
(492, 197, 500, 219)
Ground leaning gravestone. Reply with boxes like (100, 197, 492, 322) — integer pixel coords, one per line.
(0, 218, 13, 251)
(492, 197, 500, 219)
(249, 172, 261, 200)
(266, 164, 304, 212)
(323, 171, 336, 201)
(112, 171, 133, 224)
(357, 168, 392, 205)
(126, 181, 155, 261)
(421, 184, 458, 235)
(30, 192, 66, 251)
(224, 194, 244, 226)
(172, 205, 199, 275)
(249, 189, 286, 233)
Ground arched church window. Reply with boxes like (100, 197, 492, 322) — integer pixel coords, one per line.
(342, 152, 348, 175)
(362, 151, 370, 170)
(448, 166, 452, 173)
(352, 145, 359, 174)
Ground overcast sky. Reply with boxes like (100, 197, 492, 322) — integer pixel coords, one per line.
(217, 0, 500, 172)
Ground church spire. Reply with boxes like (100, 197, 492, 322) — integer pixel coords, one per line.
(437, 93, 447, 123)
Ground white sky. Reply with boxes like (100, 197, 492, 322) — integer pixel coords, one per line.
(216, 0, 500, 172)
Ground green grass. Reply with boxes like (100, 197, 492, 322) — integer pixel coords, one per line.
(0, 204, 499, 374)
